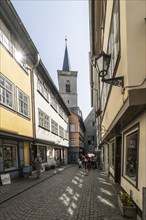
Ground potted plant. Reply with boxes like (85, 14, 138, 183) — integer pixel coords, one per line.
(45, 164, 50, 171)
(118, 192, 136, 218)
(50, 164, 56, 169)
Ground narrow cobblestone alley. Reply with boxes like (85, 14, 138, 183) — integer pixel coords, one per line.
(0, 166, 131, 220)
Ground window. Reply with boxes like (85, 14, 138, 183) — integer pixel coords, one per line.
(50, 93, 58, 111)
(17, 89, 30, 117)
(48, 148, 53, 159)
(69, 123, 75, 132)
(38, 109, 50, 130)
(37, 77, 49, 102)
(0, 74, 14, 109)
(124, 127, 138, 184)
(59, 106, 64, 118)
(51, 119, 58, 135)
(66, 80, 70, 92)
(108, 0, 120, 76)
(65, 130, 68, 140)
(64, 114, 68, 123)
(59, 126, 64, 138)
(70, 139, 75, 146)
(38, 146, 46, 163)
(38, 77, 43, 94)
(3, 145, 18, 170)
(0, 28, 13, 53)
(0, 27, 28, 70)
(39, 110, 44, 127)
(92, 121, 95, 126)
(88, 136, 94, 145)
(101, 0, 120, 111)
(43, 84, 49, 101)
(45, 115, 50, 130)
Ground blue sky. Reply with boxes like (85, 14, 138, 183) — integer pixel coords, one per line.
(12, 0, 91, 119)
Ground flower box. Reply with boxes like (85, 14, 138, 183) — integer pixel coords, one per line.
(118, 195, 136, 218)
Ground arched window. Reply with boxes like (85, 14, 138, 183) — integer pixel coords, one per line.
(66, 80, 70, 92)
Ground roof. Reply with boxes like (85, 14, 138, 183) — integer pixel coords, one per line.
(62, 38, 71, 71)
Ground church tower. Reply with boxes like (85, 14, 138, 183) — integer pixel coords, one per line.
(57, 38, 78, 108)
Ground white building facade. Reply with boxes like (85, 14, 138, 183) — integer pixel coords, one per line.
(32, 61, 70, 170)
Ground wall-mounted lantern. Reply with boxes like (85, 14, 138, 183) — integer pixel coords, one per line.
(95, 51, 124, 87)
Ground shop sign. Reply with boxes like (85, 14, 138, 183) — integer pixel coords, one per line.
(1, 173, 11, 185)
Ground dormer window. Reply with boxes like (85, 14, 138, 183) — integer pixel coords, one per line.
(66, 80, 70, 92)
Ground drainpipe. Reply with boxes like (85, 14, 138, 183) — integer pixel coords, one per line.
(31, 53, 40, 140)
(29, 53, 40, 162)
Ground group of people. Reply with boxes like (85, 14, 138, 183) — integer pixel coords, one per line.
(33, 153, 99, 178)
(78, 154, 98, 174)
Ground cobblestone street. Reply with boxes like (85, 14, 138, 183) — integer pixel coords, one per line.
(0, 166, 131, 220)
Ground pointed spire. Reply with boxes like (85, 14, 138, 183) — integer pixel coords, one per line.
(62, 37, 71, 71)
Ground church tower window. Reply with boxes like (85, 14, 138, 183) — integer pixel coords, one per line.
(66, 80, 70, 92)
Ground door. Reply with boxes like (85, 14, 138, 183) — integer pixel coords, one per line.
(115, 134, 122, 184)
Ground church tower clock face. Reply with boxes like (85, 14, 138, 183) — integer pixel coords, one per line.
(57, 38, 78, 108)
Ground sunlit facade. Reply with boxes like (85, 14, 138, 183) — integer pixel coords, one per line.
(0, 1, 38, 178)
(32, 61, 70, 168)
(89, 0, 146, 219)
(0, 1, 70, 178)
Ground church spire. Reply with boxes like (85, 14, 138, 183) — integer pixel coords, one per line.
(62, 37, 71, 71)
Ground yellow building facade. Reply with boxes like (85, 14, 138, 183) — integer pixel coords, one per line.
(0, 1, 38, 178)
(89, 0, 146, 219)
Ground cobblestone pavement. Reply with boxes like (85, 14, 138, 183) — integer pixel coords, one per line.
(0, 166, 132, 220)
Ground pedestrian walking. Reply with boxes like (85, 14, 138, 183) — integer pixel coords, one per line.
(34, 154, 42, 178)
(78, 158, 83, 169)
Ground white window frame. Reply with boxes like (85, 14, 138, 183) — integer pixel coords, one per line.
(59, 125, 64, 138)
(65, 130, 68, 140)
(38, 108, 50, 131)
(39, 109, 44, 127)
(50, 93, 58, 112)
(0, 74, 14, 109)
(17, 88, 30, 118)
(101, 0, 120, 111)
(37, 76, 43, 94)
(51, 119, 58, 135)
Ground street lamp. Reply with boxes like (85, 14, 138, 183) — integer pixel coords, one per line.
(96, 51, 111, 78)
(95, 51, 124, 87)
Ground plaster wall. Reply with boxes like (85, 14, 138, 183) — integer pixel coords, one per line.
(0, 45, 33, 137)
(121, 111, 146, 210)
(69, 113, 79, 146)
(34, 72, 69, 147)
(102, 0, 146, 131)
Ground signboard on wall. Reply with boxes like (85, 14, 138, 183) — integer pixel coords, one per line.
(1, 173, 11, 185)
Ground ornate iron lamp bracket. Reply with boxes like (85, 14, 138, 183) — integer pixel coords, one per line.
(102, 76, 124, 88)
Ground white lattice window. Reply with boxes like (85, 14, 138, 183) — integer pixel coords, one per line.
(0, 74, 14, 109)
(59, 126, 64, 138)
(17, 89, 30, 117)
(38, 109, 50, 130)
(51, 119, 58, 135)
(50, 93, 58, 111)
(39, 109, 44, 127)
